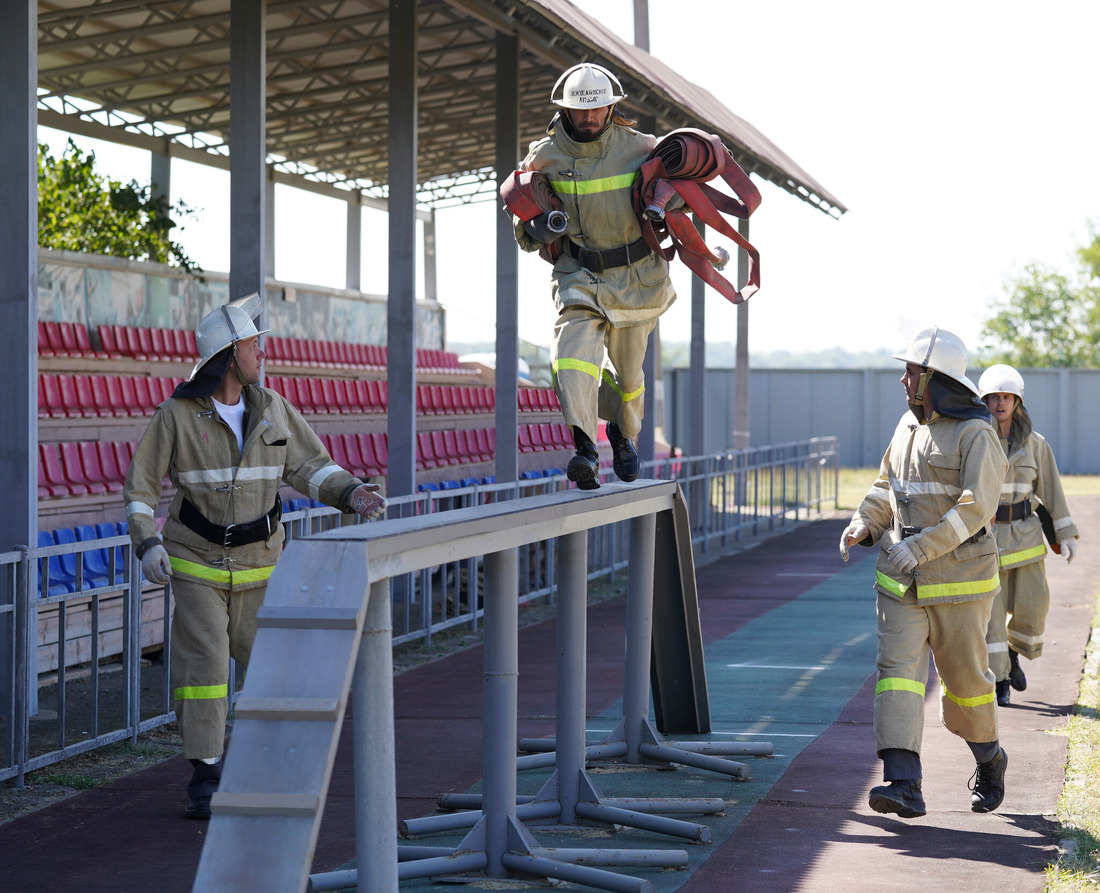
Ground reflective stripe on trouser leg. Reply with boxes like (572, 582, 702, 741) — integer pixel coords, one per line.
(552, 305, 611, 443)
(597, 317, 655, 441)
(170, 576, 269, 759)
(928, 595, 998, 745)
(1004, 560, 1049, 660)
(874, 589, 931, 756)
(985, 581, 1010, 682)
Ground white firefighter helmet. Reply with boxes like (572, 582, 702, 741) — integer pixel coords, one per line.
(978, 364, 1025, 401)
(892, 325, 977, 394)
(550, 63, 626, 109)
(188, 293, 270, 380)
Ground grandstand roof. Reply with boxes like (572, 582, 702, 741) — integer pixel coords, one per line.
(36, 0, 845, 216)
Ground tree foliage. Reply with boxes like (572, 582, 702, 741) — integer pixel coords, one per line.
(38, 138, 203, 279)
(980, 222, 1100, 367)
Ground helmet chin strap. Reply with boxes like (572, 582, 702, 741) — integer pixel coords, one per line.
(231, 341, 250, 388)
(908, 368, 933, 422)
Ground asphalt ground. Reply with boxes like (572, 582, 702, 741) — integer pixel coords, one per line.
(2, 495, 1097, 893)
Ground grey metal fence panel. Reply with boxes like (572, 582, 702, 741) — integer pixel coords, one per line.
(667, 367, 1100, 473)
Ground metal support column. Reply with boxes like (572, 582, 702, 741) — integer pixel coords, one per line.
(386, 0, 418, 500)
(0, 0, 37, 558)
(423, 209, 437, 303)
(733, 217, 751, 452)
(346, 191, 362, 292)
(150, 151, 171, 206)
(229, 0, 267, 308)
(494, 31, 520, 486)
(689, 216, 706, 457)
(354, 579, 398, 892)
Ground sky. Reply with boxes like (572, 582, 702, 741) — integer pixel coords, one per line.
(39, 0, 1100, 356)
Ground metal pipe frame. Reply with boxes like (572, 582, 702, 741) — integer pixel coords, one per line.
(310, 483, 691, 892)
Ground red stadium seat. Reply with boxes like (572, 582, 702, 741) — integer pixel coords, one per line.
(356, 434, 383, 477)
(96, 440, 126, 489)
(39, 443, 78, 497)
(79, 441, 123, 493)
(38, 321, 56, 357)
(39, 373, 65, 418)
(58, 441, 107, 494)
(97, 325, 122, 357)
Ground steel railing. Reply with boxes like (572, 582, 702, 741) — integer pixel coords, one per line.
(1, 436, 837, 785)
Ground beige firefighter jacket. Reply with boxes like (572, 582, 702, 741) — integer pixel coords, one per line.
(851, 410, 1007, 605)
(514, 120, 676, 327)
(123, 385, 363, 591)
(993, 404, 1078, 571)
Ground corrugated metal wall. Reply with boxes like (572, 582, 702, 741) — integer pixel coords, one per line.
(665, 367, 1100, 474)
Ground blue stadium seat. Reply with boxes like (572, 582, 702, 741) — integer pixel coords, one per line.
(417, 482, 440, 493)
(438, 480, 462, 491)
(519, 471, 543, 480)
(75, 525, 113, 584)
(54, 527, 108, 589)
(37, 530, 75, 595)
(459, 478, 480, 488)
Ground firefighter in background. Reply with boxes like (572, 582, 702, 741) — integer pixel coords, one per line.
(123, 295, 386, 820)
(978, 364, 1079, 706)
(510, 62, 676, 490)
(840, 325, 1009, 818)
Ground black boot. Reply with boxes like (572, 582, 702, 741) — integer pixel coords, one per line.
(868, 780, 926, 818)
(1008, 649, 1027, 691)
(605, 423, 639, 483)
(185, 757, 223, 820)
(996, 679, 1011, 706)
(969, 747, 1008, 813)
(567, 426, 600, 490)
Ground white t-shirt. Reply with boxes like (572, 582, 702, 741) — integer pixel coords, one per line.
(213, 397, 246, 454)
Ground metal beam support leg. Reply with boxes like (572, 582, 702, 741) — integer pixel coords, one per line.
(354, 579, 397, 892)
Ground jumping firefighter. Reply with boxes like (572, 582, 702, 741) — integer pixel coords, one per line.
(840, 325, 1009, 818)
(978, 364, 1079, 706)
(504, 62, 676, 490)
(123, 295, 387, 820)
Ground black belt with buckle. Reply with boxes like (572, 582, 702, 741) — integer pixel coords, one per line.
(995, 501, 1032, 522)
(180, 496, 282, 548)
(563, 236, 651, 273)
(901, 524, 987, 544)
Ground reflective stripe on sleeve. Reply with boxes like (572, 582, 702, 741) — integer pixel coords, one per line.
(126, 501, 155, 518)
(307, 464, 344, 499)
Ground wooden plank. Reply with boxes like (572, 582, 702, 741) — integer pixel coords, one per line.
(211, 792, 320, 817)
(256, 605, 359, 629)
(231, 697, 341, 721)
(193, 539, 371, 893)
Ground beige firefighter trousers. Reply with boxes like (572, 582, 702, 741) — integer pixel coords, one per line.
(874, 588, 998, 756)
(552, 305, 656, 444)
(986, 559, 1049, 679)
(170, 575, 268, 759)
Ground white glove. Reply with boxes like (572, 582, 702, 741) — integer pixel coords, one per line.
(141, 544, 173, 584)
(839, 523, 868, 562)
(886, 540, 919, 573)
(1062, 538, 1077, 564)
(350, 483, 387, 521)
